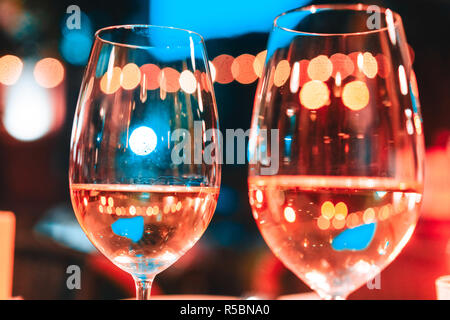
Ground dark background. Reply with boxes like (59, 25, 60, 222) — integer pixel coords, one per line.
(0, 0, 448, 299)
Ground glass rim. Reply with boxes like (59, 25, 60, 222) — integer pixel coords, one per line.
(274, 3, 403, 37)
(94, 24, 205, 49)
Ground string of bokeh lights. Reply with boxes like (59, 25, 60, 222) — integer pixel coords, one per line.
(97, 47, 416, 114)
(0, 55, 64, 88)
(0, 45, 416, 142)
(251, 185, 422, 233)
(0, 55, 65, 142)
(0, 49, 415, 97)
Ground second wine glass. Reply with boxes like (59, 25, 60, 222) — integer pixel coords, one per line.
(69, 25, 220, 299)
(248, 5, 424, 299)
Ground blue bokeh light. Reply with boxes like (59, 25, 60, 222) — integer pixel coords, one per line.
(60, 32, 93, 65)
(60, 11, 93, 65)
(150, 0, 311, 40)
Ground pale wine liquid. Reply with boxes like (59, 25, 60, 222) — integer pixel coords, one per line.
(71, 184, 218, 277)
(248, 175, 421, 297)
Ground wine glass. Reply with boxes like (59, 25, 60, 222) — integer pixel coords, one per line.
(69, 25, 220, 300)
(248, 5, 424, 299)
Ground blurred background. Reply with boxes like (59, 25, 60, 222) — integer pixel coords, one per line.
(0, 0, 448, 299)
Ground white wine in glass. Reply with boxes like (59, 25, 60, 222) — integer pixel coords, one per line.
(248, 5, 424, 299)
(69, 25, 220, 299)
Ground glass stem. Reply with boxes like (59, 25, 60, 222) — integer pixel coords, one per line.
(133, 276, 154, 300)
(326, 295, 346, 300)
(318, 291, 347, 300)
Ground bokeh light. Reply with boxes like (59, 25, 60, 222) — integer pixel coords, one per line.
(363, 208, 376, 223)
(346, 212, 361, 228)
(330, 53, 353, 80)
(0, 55, 23, 86)
(100, 66, 121, 94)
(140, 64, 161, 90)
(231, 54, 257, 84)
(379, 205, 391, 221)
(274, 59, 290, 87)
(362, 52, 378, 79)
(129, 126, 157, 156)
(317, 216, 330, 230)
(284, 206, 296, 223)
(159, 67, 180, 93)
(332, 217, 346, 229)
(0, 0, 22, 35)
(307, 55, 332, 81)
(334, 202, 348, 220)
(342, 80, 370, 111)
(212, 54, 234, 84)
(121, 63, 141, 90)
(3, 69, 53, 141)
(150, 0, 309, 40)
(33, 58, 65, 88)
(60, 32, 92, 66)
(253, 50, 267, 78)
(60, 10, 93, 66)
(179, 70, 197, 94)
(299, 80, 329, 110)
(321, 201, 335, 219)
